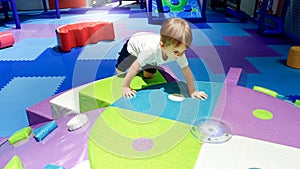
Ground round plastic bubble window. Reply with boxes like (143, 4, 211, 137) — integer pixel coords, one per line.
(191, 118, 232, 144)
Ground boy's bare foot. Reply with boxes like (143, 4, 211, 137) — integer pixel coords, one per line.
(143, 71, 154, 79)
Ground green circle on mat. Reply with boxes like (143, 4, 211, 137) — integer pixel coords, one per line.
(252, 109, 273, 120)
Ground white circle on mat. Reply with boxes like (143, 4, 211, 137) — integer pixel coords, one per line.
(168, 93, 185, 102)
(67, 114, 88, 131)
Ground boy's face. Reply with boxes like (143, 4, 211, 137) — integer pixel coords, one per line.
(160, 42, 187, 59)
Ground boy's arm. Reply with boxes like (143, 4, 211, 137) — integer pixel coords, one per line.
(122, 60, 141, 98)
(181, 66, 207, 99)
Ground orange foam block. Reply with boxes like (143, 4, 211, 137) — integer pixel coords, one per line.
(0, 31, 14, 49)
(287, 46, 300, 69)
(56, 22, 115, 52)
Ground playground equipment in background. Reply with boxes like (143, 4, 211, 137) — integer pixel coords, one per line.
(255, 0, 289, 35)
(224, 0, 249, 22)
(253, 86, 300, 108)
(0, 0, 60, 29)
(56, 22, 115, 52)
(210, 0, 227, 10)
(0, 31, 14, 49)
(146, 0, 207, 24)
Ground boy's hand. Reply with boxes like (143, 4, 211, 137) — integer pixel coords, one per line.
(190, 90, 207, 100)
(123, 86, 136, 98)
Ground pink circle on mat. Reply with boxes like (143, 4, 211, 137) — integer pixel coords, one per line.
(132, 138, 154, 152)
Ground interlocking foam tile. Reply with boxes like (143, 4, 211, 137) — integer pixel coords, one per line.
(268, 44, 292, 57)
(191, 29, 216, 46)
(75, 13, 132, 25)
(187, 58, 211, 81)
(0, 76, 64, 137)
(0, 61, 13, 89)
(112, 81, 223, 124)
(124, 18, 159, 30)
(9, 24, 60, 42)
(10, 48, 67, 77)
(206, 11, 231, 23)
(188, 58, 225, 82)
(247, 57, 299, 74)
(0, 38, 56, 61)
(192, 23, 211, 29)
(79, 71, 168, 113)
(190, 45, 258, 74)
(244, 28, 295, 45)
(68, 59, 116, 87)
(195, 135, 300, 168)
(88, 107, 202, 169)
(246, 73, 300, 96)
(223, 36, 287, 52)
(207, 23, 252, 36)
(246, 57, 300, 95)
(162, 62, 185, 81)
(78, 39, 124, 60)
(199, 29, 230, 46)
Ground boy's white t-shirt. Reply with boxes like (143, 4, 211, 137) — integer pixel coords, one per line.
(127, 32, 188, 68)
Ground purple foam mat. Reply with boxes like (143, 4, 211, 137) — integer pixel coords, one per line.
(0, 108, 104, 169)
(9, 24, 61, 43)
(213, 84, 300, 148)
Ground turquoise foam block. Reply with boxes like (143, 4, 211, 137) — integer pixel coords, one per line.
(33, 121, 58, 142)
(112, 81, 223, 125)
(44, 164, 65, 169)
(0, 76, 64, 137)
(0, 38, 56, 61)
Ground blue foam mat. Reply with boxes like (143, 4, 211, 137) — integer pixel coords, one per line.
(0, 76, 64, 136)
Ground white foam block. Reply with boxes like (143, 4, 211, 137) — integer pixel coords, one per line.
(194, 135, 300, 169)
(50, 82, 93, 119)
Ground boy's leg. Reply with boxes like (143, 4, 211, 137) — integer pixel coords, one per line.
(115, 40, 136, 73)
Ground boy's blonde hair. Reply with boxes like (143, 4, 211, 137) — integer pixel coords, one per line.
(160, 18, 193, 48)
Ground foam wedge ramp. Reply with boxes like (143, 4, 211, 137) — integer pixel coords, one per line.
(79, 71, 168, 113)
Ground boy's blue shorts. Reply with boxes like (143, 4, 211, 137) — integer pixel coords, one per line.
(116, 40, 157, 74)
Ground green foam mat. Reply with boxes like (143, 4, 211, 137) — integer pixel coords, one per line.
(88, 107, 202, 169)
(79, 71, 168, 113)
